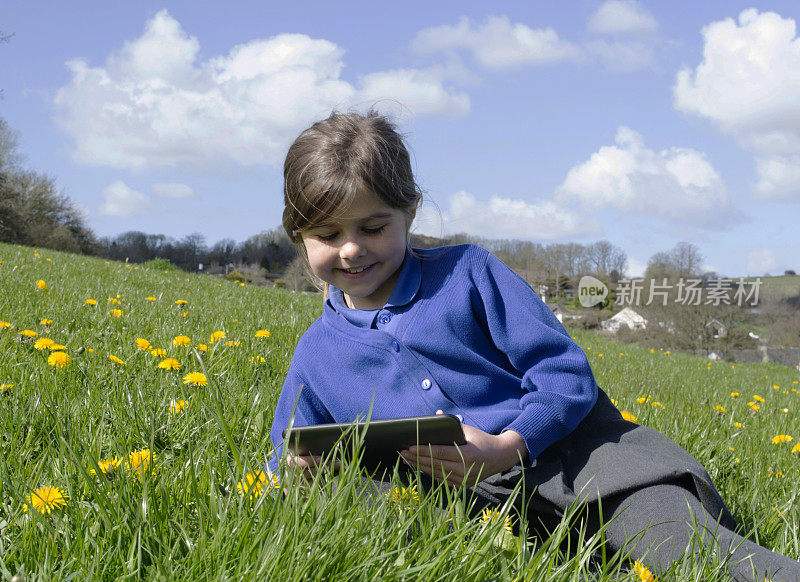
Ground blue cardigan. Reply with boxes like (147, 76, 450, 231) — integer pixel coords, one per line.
(268, 244, 598, 473)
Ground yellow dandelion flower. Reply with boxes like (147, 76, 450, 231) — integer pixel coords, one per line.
(773, 384, 780, 390)
(175, 299, 188, 305)
(90, 456, 121, 476)
(127, 449, 156, 476)
(237, 470, 278, 499)
(225, 340, 241, 347)
(197, 343, 208, 352)
(753, 394, 765, 403)
(34, 338, 55, 350)
(158, 358, 181, 370)
(610, 398, 619, 407)
(250, 356, 266, 364)
(36, 280, 47, 290)
(1, 383, 14, 392)
(85, 299, 97, 305)
(146, 296, 156, 301)
(734, 422, 744, 428)
(0, 321, 12, 330)
(109, 309, 123, 318)
(20, 329, 38, 337)
(169, 399, 189, 415)
(636, 395, 651, 404)
(621, 411, 638, 423)
(792, 443, 800, 454)
(183, 372, 207, 386)
(173, 335, 191, 346)
(40, 318, 52, 326)
(772, 435, 793, 445)
(651, 401, 663, 408)
(479, 508, 513, 532)
(255, 330, 271, 338)
(730, 392, 740, 398)
(23, 486, 67, 514)
(47, 351, 70, 368)
(108, 354, 126, 365)
(714, 405, 726, 413)
(389, 485, 420, 505)
(50, 343, 67, 351)
(633, 561, 655, 582)
(747, 402, 760, 412)
(150, 348, 167, 357)
(108, 297, 120, 304)
(135, 338, 151, 351)
(209, 331, 226, 343)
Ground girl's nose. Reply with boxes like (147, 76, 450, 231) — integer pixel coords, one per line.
(339, 238, 366, 260)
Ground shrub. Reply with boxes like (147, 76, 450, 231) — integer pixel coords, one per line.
(141, 258, 181, 272)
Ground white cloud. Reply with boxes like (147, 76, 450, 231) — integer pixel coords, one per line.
(747, 248, 778, 275)
(587, 1, 658, 35)
(583, 39, 656, 72)
(358, 68, 469, 118)
(100, 181, 150, 216)
(413, 190, 598, 240)
(555, 126, 730, 224)
(626, 256, 647, 278)
(674, 9, 800, 199)
(412, 14, 658, 73)
(152, 182, 197, 199)
(53, 10, 468, 170)
(411, 16, 580, 69)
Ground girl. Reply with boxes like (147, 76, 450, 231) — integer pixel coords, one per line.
(269, 111, 799, 581)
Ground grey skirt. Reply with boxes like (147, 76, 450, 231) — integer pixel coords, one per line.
(489, 388, 737, 530)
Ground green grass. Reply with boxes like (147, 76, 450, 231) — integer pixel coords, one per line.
(1, 242, 798, 581)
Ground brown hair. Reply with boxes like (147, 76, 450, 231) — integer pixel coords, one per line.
(282, 110, 422, 245)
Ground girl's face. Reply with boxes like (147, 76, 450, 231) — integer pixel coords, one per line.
(301, 189, 414, 310)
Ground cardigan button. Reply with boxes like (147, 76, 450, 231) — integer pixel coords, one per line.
(378, 312, 391, 325)
(391, 340, 400, 352)
(421, 378, 432, 390)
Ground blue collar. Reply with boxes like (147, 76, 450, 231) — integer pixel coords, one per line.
(327, 250, 422, 327)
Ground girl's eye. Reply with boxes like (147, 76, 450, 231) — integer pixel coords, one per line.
(316, 232, 338, 242)
(363, 225, 386, 235)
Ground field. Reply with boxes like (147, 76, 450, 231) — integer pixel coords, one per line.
(1, 241, 799, 581)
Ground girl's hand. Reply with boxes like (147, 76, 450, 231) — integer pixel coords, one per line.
(400, 413, 528, 488)
(285, 451, 340, 484)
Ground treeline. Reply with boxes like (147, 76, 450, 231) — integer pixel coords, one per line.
(0, 118, 99, 254)
(100, 229, 296, 274)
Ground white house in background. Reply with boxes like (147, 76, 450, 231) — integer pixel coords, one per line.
(705, 319, 728, 339)
(601, 307, 648, 332)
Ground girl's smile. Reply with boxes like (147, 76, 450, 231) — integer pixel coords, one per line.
(301, 188, 414, 310)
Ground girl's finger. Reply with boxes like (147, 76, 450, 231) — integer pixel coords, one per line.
(407, 444, 466, 463)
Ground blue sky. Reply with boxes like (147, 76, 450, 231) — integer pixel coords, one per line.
(2, 0, 800, 277)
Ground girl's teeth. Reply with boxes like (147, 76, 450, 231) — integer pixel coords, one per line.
(344, 265, 369, 273)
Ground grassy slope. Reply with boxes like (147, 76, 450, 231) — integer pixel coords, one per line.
(1, 242, 798, 580)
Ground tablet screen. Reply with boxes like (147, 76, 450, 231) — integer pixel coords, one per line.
(282, 414, 466, 472)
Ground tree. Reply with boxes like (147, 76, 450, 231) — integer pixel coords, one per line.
(0, 116, 99, 253)
(645, 242, 704, 281)
(0, 31, 13, 99)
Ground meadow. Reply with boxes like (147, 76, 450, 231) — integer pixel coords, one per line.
(0, 241, 798, 581)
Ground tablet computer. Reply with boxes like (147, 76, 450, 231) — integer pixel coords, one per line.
(282, 414, 466, 472)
